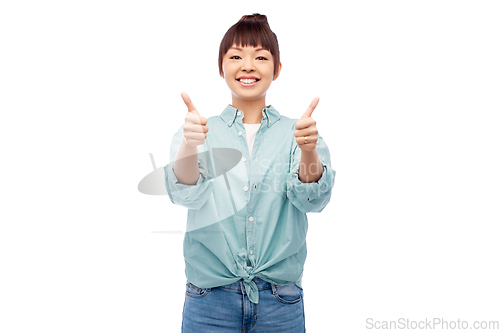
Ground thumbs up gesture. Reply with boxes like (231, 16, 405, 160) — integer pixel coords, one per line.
(294, 97, 319, 152)
(181, 92, 209, 147)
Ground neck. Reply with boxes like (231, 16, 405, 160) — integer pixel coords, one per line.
(231, 95, 267, 124)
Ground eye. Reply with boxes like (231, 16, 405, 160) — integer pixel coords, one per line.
(256, 56, 267, 60)
(230, 55, 241, 60)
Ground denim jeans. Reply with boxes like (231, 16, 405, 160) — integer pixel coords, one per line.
(181, 277, 306, 332)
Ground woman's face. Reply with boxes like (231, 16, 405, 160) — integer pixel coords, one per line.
(222, 44, 281, 103)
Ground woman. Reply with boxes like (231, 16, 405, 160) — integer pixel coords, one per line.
(165, 13, 335, 332)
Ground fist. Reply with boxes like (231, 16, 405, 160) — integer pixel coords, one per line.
(294, 97, 319, 152)
(181, 92, 209, 147)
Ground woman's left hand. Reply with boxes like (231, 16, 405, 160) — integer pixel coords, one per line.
(294, 97, 319, 152)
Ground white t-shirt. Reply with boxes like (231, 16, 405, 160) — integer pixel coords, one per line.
(243, 123, 261, 158)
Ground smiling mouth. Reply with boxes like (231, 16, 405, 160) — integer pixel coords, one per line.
(237, 78, 260, 83)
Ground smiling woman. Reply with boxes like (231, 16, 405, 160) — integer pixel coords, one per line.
(164, 13, 336, 333)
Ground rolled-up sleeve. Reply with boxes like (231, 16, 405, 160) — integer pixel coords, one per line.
(286, 133, 335, 213)
(164, 125, 214, 210)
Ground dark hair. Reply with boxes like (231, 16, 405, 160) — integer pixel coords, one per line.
(218, 13, 280, 78)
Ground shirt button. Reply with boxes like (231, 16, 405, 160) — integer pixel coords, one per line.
(229, 120, 233, 125)
(238, 131, 243, 136)
(237, 111, 242, 116)
(243, 186, 248, 191)
(249, 216, 254, 222)
(241, 157, 246, 162)
(250, 250, 253, 255)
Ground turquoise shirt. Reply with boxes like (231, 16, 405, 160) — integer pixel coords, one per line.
(164, 104, 335, 304)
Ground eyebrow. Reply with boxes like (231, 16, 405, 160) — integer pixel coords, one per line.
(229, 47, 267, 52)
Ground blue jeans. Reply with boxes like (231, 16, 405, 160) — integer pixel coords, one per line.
(181, 277, 306, 332)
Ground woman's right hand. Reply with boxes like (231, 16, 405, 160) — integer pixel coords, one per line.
(181, 92, 209, 147)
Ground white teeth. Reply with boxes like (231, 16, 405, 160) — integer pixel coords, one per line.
(239, 78, 257, 83)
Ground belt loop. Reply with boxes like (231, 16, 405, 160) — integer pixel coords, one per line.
(240, 279, 245, 294)
(271, 283, 277, 295)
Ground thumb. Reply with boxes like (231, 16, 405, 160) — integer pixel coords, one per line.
(300, 97, 320, 119)
(181, 92, 199, 115)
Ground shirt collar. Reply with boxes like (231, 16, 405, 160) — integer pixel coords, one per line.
(219, 104, 281, 127)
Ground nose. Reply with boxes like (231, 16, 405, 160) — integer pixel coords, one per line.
(241, 58, 255, 72)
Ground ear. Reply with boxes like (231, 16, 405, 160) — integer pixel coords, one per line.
(273, 62, 282, 81)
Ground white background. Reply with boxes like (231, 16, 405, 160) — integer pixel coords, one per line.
(1, 0, 499, 332)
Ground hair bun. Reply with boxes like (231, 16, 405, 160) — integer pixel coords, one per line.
(238, 13, 269, 25)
